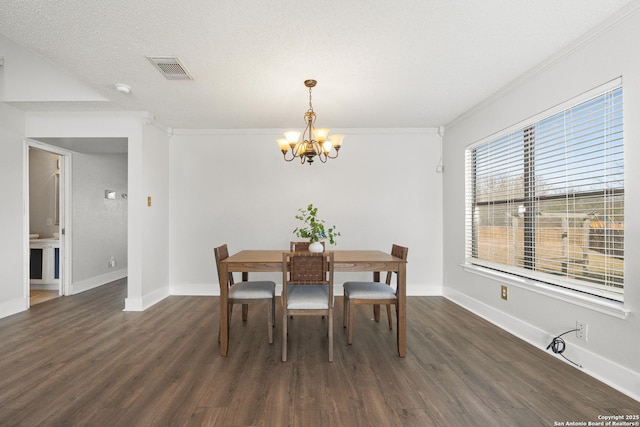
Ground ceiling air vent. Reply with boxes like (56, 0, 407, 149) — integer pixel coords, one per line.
(146, 56, 193, 80)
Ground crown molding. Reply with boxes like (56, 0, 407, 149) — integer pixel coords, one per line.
(170, 127, 438, 136)
(446, 1, 640, 131)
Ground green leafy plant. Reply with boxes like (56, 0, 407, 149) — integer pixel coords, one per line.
(293, 203, 341, 245)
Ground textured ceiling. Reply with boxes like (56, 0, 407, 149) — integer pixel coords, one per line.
(0, 0, 637, 129)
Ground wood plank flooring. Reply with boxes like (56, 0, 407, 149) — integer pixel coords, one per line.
(0, 279, 637, 426)
(29, 289, 60, 305)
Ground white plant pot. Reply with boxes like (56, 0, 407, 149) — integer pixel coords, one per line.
(308, 241, 324, 253)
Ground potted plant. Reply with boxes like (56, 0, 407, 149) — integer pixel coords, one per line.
(293, 203, 341, 252)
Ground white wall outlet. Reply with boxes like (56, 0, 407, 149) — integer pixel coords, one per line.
(109, 257, 116, 268)
(576, 321, 588, 341)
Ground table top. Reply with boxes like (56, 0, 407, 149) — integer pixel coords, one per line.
(221, 249, 406, 265)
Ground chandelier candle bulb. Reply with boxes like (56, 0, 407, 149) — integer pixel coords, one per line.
(328, 134, 344, 148)
(277, 139, 289, 152)
(278, 79, 344, 164)
(322, 140, 332, 154)
(284, 131, 301, 145)
(313, 128, 329, 142)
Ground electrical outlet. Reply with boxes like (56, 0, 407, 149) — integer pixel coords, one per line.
(576, 321, 587, 341)
(109, 257, 116, 268)
(501, 285, 508, 300)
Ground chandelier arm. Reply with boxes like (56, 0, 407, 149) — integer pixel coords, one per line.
(282, 150, 297, 162)
(326, 150, 340, 159)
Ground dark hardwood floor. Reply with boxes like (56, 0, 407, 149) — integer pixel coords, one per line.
(0, 279, 637, 426)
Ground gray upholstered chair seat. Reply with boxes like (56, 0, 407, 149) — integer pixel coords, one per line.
(229, 281, 275, 299)
(343, 282, 396, 300)
(286, 284, 332, 309)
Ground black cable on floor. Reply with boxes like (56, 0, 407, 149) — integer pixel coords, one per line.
(546, 329, 583, 368)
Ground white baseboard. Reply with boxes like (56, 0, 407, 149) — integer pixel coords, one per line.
(0, 297, 29, 319)
(169, 282, 444, 297)
(170, 283, 218, 296)
(444, 287, 640, 403)
(71, 268, 128, 295)
(124, 285, 170, 311)
(407, 284, 443, 296)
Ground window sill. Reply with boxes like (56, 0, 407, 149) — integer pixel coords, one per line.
(461, 263, 629, 319)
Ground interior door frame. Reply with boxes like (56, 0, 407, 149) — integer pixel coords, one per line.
(24, 139, 73, 303)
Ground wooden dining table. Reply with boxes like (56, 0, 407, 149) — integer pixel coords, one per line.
(218, 249, 407, 357)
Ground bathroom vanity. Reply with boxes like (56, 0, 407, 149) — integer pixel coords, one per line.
(30, 238, 60, 286)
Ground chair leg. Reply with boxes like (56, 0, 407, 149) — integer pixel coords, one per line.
(271, 297, 276, 327)
(328, 309, 334, 362)
(219, 302, 231, 345)
(348, 299, 355, 345)
(386, 304, 393, 330)
(242, 303, 249, 321)
(343, 296, 348, 329)
(282, 308, 288, 362)
(373, 304, 381, 322)
(267, 300, 273, 344)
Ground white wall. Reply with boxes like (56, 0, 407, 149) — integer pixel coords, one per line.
(140, 123, 170, 302)
(169, 129, 444, 296)
(442, 9, 640, 400)
(72, 152, 128, 292)
(0, 103, 27, 317)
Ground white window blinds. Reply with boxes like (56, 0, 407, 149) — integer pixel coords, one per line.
(465, 83, 624, 301)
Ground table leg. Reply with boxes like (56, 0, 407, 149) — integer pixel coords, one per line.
(397, 262, 406, 357)
(372, 271, 381, 321)
(241, 272, 249, 322)
(219, 263, 229, 356)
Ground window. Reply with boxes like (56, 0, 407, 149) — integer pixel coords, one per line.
(465, 82, 624, 302)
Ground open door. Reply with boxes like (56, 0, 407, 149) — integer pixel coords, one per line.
(26, 140, 72, 305)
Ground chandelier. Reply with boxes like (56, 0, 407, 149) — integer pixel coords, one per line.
(277, 79, 344, 164)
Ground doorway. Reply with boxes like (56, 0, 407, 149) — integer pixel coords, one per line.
(26, 141, 71, 305)
(24, 136, 129, 308)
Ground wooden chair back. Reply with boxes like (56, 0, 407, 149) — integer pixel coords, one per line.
(385, 244, 409, 287)
(214, 244, 235, 288)
(290, 241, 325, 251)
(287, 252, 331, 284)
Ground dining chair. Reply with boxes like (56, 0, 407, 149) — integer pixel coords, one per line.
(214, 244, 276, 345)
(290, 241, 325, 251)
(281, 251, 335, 362)
(289, 242, 328, 317)
(342, 244, 409, 345)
